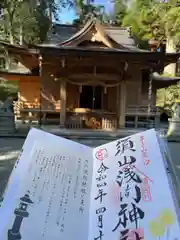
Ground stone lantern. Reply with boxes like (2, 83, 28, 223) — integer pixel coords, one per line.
(167, 103, 180, 136)
(8, 193, 33, 240)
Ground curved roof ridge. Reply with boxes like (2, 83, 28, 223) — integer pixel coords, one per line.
(59, 18, 95, 46)
(59, 18, 132, 50)
(94, 19, 128, 50)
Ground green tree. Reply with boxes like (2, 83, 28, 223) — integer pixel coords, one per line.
(73, 0, 105, 24)
(0, 0, 27, 44)
(0, 0, 70, 44)
(0, 77, 18, 101)
(119, 0, 180, 49)
(121, 0, 160, 48)
(159, 2, 180, 44)
(156, 83, 180, 117)
(113, 0, 127, 26)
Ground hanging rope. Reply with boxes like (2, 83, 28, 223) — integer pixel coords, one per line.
(64, 78, 122, 88)
(147, 70, 153, 127)
(148, 72, 152, 115)
(39, 55, 43, 127)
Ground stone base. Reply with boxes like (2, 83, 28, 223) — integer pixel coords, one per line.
(0, 114, 15, 134)
(59, 124, 66, 129)
(167, 118, 180, 136)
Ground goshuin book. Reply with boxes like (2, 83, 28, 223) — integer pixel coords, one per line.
(0, 128, 180, 240)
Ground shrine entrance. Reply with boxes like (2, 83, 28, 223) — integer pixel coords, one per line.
(80, 85, 103, 109)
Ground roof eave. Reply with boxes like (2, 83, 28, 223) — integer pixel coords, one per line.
(0, 70, 39, 77)
(0, 41, 39, 55)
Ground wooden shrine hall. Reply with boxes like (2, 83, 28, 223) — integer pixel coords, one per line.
(0, 17, 180, 130)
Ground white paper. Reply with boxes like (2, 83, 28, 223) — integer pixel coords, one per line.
(89, 129, 180, 240)
(0, 128, 93, 240)
(1, 128, 180, 240)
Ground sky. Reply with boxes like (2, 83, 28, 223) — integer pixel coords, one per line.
(58, 0, 113, 23)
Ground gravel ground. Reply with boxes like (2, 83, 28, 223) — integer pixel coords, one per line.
(0, 137, 180, 204)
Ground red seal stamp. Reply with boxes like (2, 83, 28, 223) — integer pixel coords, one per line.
(95, 149, 108, 161)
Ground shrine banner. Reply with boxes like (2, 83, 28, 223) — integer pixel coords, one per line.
(0, 128, 180, 240)
(90, 129, 180, 240)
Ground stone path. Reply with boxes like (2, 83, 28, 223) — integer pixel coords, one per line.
(0, 137, 180, 204)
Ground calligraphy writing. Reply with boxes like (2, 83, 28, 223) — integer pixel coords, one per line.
(115, 137, 136, 156)
(94, 154, 109, 240)
(112, 203, 144, 231)
(142, 177, 152, 202)
(97, 162, 109, 173)
(96, 207, 106, 228)
(116, 164, 142, 187)
(118, 156, 136, 167)
(113, 137, 145, 232)
(140, 136, 150, 165)
(120, 229, 144, 240)
(79, 159, 89, 213)
(94, 230, 104, 240)
(94, 189, 107, 203)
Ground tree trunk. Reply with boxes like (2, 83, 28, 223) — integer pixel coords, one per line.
(19, 24, 23, 45)
(164, 37, 176, 76)
(48, 4, 52, 23)
(10, 32, 14, 45)
(6, 11, 14, 45)
(9, 25, 14, 44)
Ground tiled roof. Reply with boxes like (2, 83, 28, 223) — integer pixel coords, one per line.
(105, 27, 135, 46)
(46, 24, 78, 44)
(45, 22, 136, 47)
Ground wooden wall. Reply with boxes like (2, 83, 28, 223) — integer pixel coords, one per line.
(18, 76, 40, 106)
(14, 67, 156, 110)
(40, 69, 60, 109)
(67, 83, 79, 109)
(104, 87, 117, 112)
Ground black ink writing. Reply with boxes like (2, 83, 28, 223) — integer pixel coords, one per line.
(115, 138, 136, 156)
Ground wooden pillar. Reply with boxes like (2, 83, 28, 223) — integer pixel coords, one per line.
(137, 69, 142, 105)
(39, 55, 43, 127)
(147, 72, 153, 115)
(60, 79, 67, 128)
(147, 71, 154, 127)
(118, 80, 126, 128)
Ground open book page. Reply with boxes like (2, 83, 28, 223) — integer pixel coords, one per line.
(0, 128, 93, 240)
(89, 129, 180, 240)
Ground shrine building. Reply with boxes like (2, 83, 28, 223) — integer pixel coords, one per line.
(0, 17, 180, 130)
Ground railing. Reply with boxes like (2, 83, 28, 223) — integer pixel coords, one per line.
(13, 101, 40, 119)
(66, 111, 117, 130)
(127, 105, 160, 116)
(13, 100, 61, 110)
(13, 100, 60, 122)
(102, 118, 117, 129)
(13, 101, 160, 129)
(126, 105, 160, 128)
(66, 115, 83, 129)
